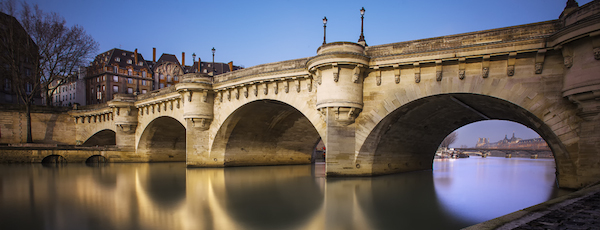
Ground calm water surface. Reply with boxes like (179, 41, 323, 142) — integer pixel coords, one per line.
(0, 157, 570, 230)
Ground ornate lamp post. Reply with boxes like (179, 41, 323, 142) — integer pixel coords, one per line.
(323, 16, 328, 45)
(358, 7, 366, 45)
(211, 47, 216, 75)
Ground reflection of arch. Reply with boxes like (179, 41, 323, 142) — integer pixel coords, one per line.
(136, 163, 186, 209)
(82, 129, 116, 147)
(212, 100, 322, 166)
(137, 116, 186, 162)
(358, 93, 572, 178)
(215, 165, 324, 229)
(41, 155, 66, 164)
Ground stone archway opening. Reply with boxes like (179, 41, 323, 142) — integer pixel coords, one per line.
(41, 155, 67, 164)
(137, 116, 186, 162)
(81, 129, 116, 147)
(213, 100, 323, 166)
(360, 93, 569, 182)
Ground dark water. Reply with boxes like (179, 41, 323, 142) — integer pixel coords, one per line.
(0, 157, 570, 230)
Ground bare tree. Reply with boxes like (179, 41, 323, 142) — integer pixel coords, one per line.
(1, 1, 40, 142)
(1, 0, 98, 142)
(18, 1, 98, 106)
(440, 131, 458, 148)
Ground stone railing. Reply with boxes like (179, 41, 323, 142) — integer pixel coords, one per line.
(213, 58, 310, 85)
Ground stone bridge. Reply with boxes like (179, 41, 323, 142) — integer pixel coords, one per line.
(66, 2, 600, 189)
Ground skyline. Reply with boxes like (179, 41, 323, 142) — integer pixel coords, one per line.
(10, 0, 586, 148)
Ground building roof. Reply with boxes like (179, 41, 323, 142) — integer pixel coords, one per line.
(90, 48, 151, 72)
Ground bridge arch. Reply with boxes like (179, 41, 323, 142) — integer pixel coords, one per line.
(82, 129, 116, 147)
(357, 92, 578, 186)
(137, 116, 186, 162)
(211, 99, 324, 166)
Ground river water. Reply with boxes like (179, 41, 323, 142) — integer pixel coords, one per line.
(0, 157, 570, 230)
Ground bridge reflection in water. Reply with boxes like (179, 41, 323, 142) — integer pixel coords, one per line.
(0, 158, 568, 230)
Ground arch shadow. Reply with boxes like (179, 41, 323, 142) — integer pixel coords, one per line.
(212, 100, 323, 166)
(81, 129, 116, 147)
(359, 93, 568, 177)
(137, 116, 186, 162)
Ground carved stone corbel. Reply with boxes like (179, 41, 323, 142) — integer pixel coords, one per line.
(219, 91, 223, 102)
(243, 86, 249, 98)
(592, 36, 600, 60)
(202, 90, 208, 102)
(234, 88, 239, 100)
(117, 124, 137, 134)
(507, 52, 517, 76)
(414, 62, 421, 83)
(226, 90, 231, 101)
(189, 118, 212, 131)
(482, 55, 490, 78)
(176, 99, 180, 109)
(331, 107, 361, 125)
(284, 80, 289, 93)
(374, 66, 381, 86)
(459, 58, 466, 80)
(393, 65, 400, 84)
(535, 49, 546, 74)
(307, 78, 313, 92)
(316, 69, 322, 85)
(253, 84, 258, 96)
(295, 79, 301, 92)
(435, 60, 443, 81)
(332, 63, 339, 82)
(273, 81, 278, 95)
(561, 46, 573, 68)
(169, 101, 173, 110)
(188, 91, 193, 102)
(353, 64, 363, 83)
(263, 83, 268, 95)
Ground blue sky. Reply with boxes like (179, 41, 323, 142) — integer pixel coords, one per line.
(19, 0, 589, 147)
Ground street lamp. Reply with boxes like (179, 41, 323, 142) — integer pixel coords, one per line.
(358, 7, 366, 45)
(323, 16, 328, 45)
(211, 47, 215, 75)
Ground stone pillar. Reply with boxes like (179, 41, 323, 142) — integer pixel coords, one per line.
(176, 74, 218, 167)
(108, 95, 137, 152)
(307, 42, 370, 176)
(561, 34, 600, 188)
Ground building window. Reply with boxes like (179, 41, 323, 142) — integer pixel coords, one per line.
(159, 83, 164, 88)
(4, 79, 11, 91)
(102, 76, 106, 81)
(160, 74, 164, 80)
(141, 89, 147, 94)
(113, 66, 118, 73)
(203, 69, 207, 73)
(127, 78, 133, 84)
(208, 64, 211, 67)
(113, 75, 119, 82)
(102, 85, 105, 91)
(167, 75, 172, 82)
(138, 62, 143, 66)
(26, 83, 32, 93)
(115, 57, 120, 62)
(127, 88, 133, 94)
(174, 76, 178, 81)
(142, 80, 147, 86)
(127, 59, 132, 64)
(113, 85, 119, 93)
(128, 69, 132, 76)
(142, 71, 146, 78)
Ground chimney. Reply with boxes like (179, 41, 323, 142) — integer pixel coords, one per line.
(197, 58, 201, 73)
(228, 61, 233, 72)
(134, 49, 138, 65)
(153, 47, 156, 62)
(182, 52, 185, 66)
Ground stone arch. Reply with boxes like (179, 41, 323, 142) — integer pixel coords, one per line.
(137, 116, 186, 162)
(41, 155, 67, 164)
(211, 99, 324, 166)
(85, 155, 108, 164)
(357, 93, 578, 187)
(81, 129, 116, 147)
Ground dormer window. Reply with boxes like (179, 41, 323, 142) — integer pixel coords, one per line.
(122, 52, 125, 56)
(127, 59, 132, 64)
(115, 57, 120, 62)
(138, 62, 143, 66)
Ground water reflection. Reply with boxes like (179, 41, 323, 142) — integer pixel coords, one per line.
(0, 158, 568, 230)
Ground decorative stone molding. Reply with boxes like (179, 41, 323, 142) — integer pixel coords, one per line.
(393, 65, 400, 84)
(435, 60, 442, 81)
(594, 47, 600, 60)
(535, 49, 546, 74)
(295, 79, 301, 92)
(564, 56, 573, 68)
(243, 86, 249, 98)
(507, 52, 517, 76)
(283, 80, 289, 93)
(482, 55, 490, 78)
(226, 90, 231, 101)
(414, 62, 421, 83)
(332, 107, 361, 125)
(316, 69, 322, 85)
(117, 124, 137, 134)
(253, 84, 258, 96)
(560, 46, 573, 68)
(263, 82, 268, 95)
(273, 81, 279, 95)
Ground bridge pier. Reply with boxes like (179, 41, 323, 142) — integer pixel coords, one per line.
(109, 96, 137, 153)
